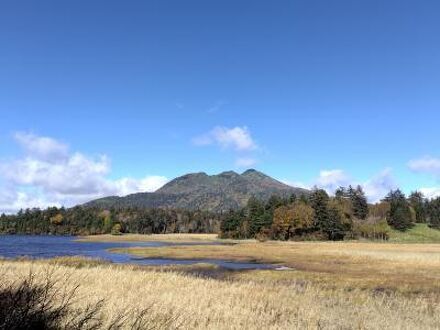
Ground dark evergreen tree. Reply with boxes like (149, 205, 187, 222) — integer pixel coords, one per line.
(248, 196, 270, 236)
(427, 197, 440, 229)
(247, 196, 265, 219)
(384, 190, 413, 231)
(220, 209, 242, 235)
(309, 188, 330, 232)
(335, 187, 346, 199)
(326, 204, 348, 240)
(408, 191, 427, 223)
(289, 193, 297, 203)
(265, 195, 286, 212)
(299, 194, 309, 204)
(350, 185, 369, 220)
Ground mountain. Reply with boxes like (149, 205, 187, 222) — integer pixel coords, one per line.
(84, 169, 309, 212)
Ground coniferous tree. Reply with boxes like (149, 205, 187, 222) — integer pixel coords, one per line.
(309, 188, 330, 232)
(384, 190, 413, 231)
(0, 206, 223, 235)
(351, 185, 369, 220)
(247, 196, 265, 219)
(247, 196, 267, 236)
(289, 193, 297, 204)
(408, 191, 427, 223)
(335, 187, 346, 199)
(326, 200, 350, 240)
(427, 197, 440, 229)
(265, 195, 286, 212)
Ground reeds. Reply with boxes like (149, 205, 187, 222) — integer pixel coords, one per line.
(1, 256, 439, 329)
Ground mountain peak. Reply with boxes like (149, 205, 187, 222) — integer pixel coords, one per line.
(241, 168, 258, 175)
(241, 169, 269, 178)
(183, 172, 208, 178)
(218, 170, 240, 178)
(85, 169, 309, 212)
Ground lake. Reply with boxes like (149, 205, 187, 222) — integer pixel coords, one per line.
(0, 235, 274, 270)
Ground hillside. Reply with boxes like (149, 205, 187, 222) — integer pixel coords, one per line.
(85, 169, 309, 212)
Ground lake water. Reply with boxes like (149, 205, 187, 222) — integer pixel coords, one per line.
(0, 235, 274, 270)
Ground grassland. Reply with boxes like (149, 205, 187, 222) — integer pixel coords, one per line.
(77, 233, 222, 243)
(80, 223, 440, 244)
(111, 240, 440, 294)
(1, 255, 439, 330)
(389, 223, 440, 243)
(3, 230, 440, 329)
(86, 228, 440, 294)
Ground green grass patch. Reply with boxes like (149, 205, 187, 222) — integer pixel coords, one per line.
(389, 224, 440, 243)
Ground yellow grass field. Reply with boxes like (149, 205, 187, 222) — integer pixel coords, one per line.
(2, 235, 440, 329)
(78, 233, 221, 243)
(111, 239, 440, 294)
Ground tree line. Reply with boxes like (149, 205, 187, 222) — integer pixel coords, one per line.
(220, 186, 440, 241)
(1, 187, 439, 240)
(0, 206, 221, 235)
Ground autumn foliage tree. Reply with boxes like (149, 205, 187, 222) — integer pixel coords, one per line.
(272, 201, 314, 240)
(49, 213, 63, 225)
(326, 199, 353, 240)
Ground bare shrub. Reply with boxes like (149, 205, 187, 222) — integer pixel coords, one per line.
(0, 269, 177, 330)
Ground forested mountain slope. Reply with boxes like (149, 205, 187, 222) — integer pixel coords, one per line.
(85, 169, 308, 212)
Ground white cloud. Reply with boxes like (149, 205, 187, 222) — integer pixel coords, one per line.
(315, 169, 351, 193)
(406, 156, 440, 200)
(14, 132, 69, 161)
(112, 176, 169, 197)
(313, 168, 396, 202)
(281, 180, 309, 190)
(2, 153, 111, 195)
(0, 186, 58, 214)
(284, 168, 397, 203)
(193, 126, 257, 151)
(235, 157, 257, 168)
(408, 156, 440, 176)
(362, 168, 397, 203)
(0, 133, 168, 213)
(418, 187, 440, 200)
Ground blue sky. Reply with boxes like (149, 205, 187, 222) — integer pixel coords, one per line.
(1, 0, 440, 212)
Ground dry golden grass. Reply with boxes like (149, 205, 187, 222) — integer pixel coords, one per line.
(78, 233, 222, 243)
(1, 258, 439, 330)
(4, 235, 440, 328)
(112, 240, 440, 294)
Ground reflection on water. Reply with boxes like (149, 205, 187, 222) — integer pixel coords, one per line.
(0, 235, 274, 270)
